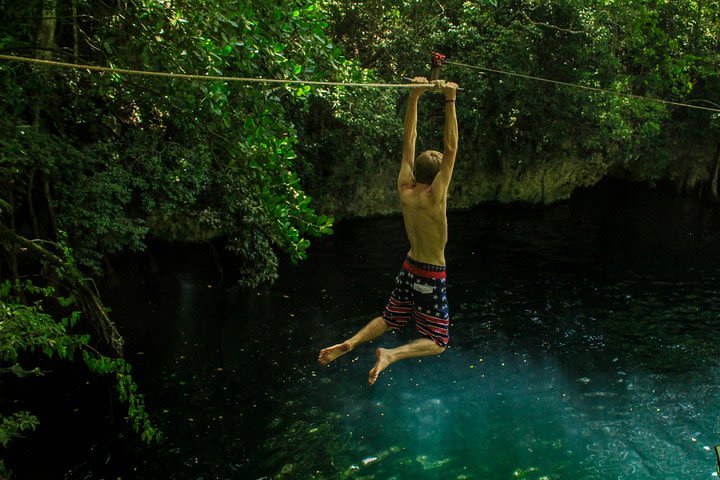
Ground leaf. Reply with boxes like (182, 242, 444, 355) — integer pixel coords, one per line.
(10, 364, 29, 378)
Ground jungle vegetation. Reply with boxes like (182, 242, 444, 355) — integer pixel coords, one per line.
(1, 0, 719, 476)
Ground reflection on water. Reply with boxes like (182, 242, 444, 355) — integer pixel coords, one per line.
(82, 185, 720, 478)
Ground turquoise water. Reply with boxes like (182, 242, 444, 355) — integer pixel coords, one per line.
(22, 184, 720, 479)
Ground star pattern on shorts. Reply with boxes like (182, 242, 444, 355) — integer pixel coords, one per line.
(390, 267, 452, 320)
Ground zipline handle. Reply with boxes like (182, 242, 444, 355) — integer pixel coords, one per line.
(426, 52, 463, 91)
(430, 52, 446, 81)
(403, 76, 464, 92)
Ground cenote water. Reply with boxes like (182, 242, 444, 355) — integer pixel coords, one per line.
(17, 183, 720, 479)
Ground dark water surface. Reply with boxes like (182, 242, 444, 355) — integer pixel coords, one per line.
(15, 183, 720, 479)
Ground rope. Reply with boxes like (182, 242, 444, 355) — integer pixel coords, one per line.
(2, 53, 717, 114)
(0, 54, 433, 89)
(446, 60, 720, 114)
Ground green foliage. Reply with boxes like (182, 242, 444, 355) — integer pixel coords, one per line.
(0, 0, 372, 285)
(293, 83, 402, 214)
(0, 411, 39, 478)
(91, 0, 352, 273)
(1, 3, 376, 472)
(0, 412, 39, 449)
(7, 0, 714, 272)
(314, 0, 720, 206)
(0, 278, 161, 471)
(80, 352, 160, 443)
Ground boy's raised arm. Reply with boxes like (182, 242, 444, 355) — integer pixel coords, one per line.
(431, 82, 458, 194)
(398, 77, 428, 190)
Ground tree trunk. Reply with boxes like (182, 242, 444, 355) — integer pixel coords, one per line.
(710, 143, 720, 200)
(42, 173, 58, 238)
(72, 0, 79, 63)
(28, 168, 40, 238)
(4, 192, 19, 284)
(34, 0, 59, 238)
(35, 0, 57, 61)
(34, 0, 57, 127)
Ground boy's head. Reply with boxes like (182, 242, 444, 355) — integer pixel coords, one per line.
(414, 150, 442, 184)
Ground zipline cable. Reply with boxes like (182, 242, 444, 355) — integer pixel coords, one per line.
(446, 60, 720, 114)
(0, 54, 433, 89)
(2, 53, 719, 114)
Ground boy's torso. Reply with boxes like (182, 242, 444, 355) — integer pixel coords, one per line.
(398, 185, 448, 266)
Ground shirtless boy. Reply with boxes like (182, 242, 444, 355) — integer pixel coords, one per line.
(318, 78, 458, 385)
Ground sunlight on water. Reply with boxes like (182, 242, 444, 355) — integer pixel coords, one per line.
(261, 328, 720, 479)
(247, 269, 720, 480)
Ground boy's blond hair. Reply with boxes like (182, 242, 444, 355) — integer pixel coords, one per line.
(414, 150, 442, 184)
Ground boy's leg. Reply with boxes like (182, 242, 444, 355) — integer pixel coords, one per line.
(368, 338, 445, 385)
(318, 316, 389, 365)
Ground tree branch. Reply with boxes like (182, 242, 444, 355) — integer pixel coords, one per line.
(521, 12, 583, 35)
(0, 222, 124, 356)
(0, 46, 74, 57)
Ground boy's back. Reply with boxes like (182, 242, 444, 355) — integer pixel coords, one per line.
(399, 184, 448, 266)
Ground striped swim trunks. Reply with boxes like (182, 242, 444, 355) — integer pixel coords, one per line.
(382, 256, 449, 347)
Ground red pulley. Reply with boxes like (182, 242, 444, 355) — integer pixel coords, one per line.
(430, 52, 446, 80)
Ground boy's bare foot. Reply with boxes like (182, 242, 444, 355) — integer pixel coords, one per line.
(318, 341, 352, 365)
(368, 348, 392, 385)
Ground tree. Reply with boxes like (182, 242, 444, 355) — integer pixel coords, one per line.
(0, 0, 373, 474)
(314, 0, 720, 205)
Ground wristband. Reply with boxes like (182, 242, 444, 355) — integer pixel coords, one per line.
(445, 99, 455, 103)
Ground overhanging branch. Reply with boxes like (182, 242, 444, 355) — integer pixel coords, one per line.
(0, 222, 124, 356)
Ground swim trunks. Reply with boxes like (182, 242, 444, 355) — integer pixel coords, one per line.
(382, 256, 450, 347)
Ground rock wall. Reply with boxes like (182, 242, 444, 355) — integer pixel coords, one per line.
(315, 153, 613, 218)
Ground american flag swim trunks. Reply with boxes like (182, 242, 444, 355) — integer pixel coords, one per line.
(382, 256, 450, 347)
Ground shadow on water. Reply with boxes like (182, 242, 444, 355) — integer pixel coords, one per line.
(8, 180, 720, 479)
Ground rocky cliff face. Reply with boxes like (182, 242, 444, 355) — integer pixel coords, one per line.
(455, 154, 611, 206)
(313, 144, 720, 219)
(315, 153, 612, 217)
